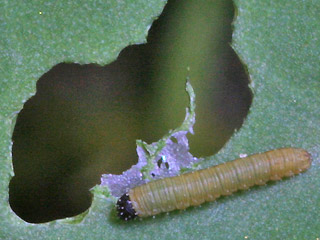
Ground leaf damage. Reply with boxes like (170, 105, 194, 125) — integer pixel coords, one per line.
(100, 80, 204, 197)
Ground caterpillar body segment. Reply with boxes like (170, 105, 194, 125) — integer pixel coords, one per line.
(116, 148, 311, 220)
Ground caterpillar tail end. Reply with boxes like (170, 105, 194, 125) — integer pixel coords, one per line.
(117, 193, 137, 221)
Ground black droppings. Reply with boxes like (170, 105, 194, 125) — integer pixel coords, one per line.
(165, 162, 169, 169)
(157, 158, 163, 168)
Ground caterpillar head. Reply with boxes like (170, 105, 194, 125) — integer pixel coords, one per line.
(116, 193, 137, 221)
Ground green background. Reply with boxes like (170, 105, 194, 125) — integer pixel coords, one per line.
(1, 0, 319, 239)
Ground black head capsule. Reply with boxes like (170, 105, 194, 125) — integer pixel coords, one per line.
(116, 193, 137, 221)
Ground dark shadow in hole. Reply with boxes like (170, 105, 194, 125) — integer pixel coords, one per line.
(157, 158, 163, 168)
(165, 162, 170, 169)
(9, 0, 251, 223)
(170, 137, 178, 144)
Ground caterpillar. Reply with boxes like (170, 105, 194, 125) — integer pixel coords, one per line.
(116, 148, 311, 220)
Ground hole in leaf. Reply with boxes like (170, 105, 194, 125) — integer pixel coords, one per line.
(9, 62, 145, 223)
(157, 158, 163, 168)
(170, 137, 178, 144)
(9, 0, 251, 223)
(156, 156, 170, 170)
(165, 162, 170, 170)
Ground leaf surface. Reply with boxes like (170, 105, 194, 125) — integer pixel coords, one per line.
(1, 0, 319, 239)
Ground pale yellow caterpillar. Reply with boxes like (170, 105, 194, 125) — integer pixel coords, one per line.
(117, 148, 311, 220)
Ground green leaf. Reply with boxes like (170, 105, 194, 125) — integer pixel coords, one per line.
(0, 0, 167, 239)
(1, 0, 319, 240)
